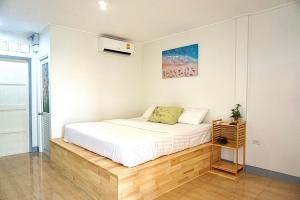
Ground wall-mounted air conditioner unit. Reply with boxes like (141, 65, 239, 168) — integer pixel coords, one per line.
(98, 37, 134, 56)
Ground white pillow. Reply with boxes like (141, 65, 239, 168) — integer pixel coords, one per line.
(141, 105, 156, 119)
(178, 108, 208, 125)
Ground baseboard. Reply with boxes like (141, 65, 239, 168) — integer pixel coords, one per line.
(245, 165, 300, 185)
(31, 146, 39, 153)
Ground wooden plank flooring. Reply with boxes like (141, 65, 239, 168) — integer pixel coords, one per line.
(0, 153, 93, 200)
(157, 172, 300, 200)
(0, 153, 299, 200)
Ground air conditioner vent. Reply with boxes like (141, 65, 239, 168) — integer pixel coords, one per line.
(98, 37, 134, 56)
(103, 48, 131, 55)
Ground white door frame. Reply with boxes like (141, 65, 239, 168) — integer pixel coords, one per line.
(0, 55, 33, 152)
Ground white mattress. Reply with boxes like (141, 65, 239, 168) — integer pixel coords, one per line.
(64, 118, 211, 167)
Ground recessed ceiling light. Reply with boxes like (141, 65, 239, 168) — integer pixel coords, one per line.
(98, 0, 108, 11)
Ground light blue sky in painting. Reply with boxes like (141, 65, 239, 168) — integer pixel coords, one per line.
(162, 44, 198, 60)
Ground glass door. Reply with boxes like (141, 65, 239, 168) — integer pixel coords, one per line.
(39, 57, 50, 152)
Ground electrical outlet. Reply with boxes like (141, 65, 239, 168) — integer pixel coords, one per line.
(252, 140, 260, 145)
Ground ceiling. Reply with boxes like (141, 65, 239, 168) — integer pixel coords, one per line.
(0, 0, 294, 42)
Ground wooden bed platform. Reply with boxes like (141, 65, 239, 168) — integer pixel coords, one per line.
(50, 139, 212, 200)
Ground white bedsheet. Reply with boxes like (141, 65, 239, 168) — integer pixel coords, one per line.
(64, 118, 211, 167)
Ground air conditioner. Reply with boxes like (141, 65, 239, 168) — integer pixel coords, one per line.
(98, 37, 134, 55)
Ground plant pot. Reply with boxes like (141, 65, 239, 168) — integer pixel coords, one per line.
(230, 118, 240, 125)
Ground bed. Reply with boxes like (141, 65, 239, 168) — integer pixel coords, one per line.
(51, 115, 214, 200)
(64, 117, 211, 167)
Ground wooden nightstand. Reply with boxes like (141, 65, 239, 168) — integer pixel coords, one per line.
(209, 119, 246, 180)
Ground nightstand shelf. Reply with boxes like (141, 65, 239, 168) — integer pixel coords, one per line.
(210, 119, 246, 180)
(212, 160, 244, 173)
(212, 140, 237, 149)
(210, 168, 245, 180)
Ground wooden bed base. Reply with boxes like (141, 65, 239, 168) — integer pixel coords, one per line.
(50, 139, 212, 200)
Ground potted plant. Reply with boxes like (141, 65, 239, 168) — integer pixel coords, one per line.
(230, 104, 242, 124)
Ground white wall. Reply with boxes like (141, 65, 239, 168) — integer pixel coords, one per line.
(141, 2, 300, 177)
(247, 3, 300, 177)
(49, 25, 143, 138)
(142, 20, 237, 122)
(39, 27, 50, 59)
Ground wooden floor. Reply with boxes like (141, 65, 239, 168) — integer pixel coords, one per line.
(0, 153, 299, 200)
(157, 173, 300, 200)
(0, 153, 93, 200)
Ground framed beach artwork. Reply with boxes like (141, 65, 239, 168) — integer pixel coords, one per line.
(162, 44, 198, 79)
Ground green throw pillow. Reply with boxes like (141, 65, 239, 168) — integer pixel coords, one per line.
(148, 106, 184, 125)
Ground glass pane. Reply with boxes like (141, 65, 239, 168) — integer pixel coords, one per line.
(42, 62, 50, 113)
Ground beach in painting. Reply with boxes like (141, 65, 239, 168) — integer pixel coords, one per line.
(162, 44, 198, 79)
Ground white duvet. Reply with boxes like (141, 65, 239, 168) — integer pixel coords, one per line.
(64, 118, 211, 167)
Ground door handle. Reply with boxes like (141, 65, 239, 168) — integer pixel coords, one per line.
(38, 112, 43, 115)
